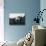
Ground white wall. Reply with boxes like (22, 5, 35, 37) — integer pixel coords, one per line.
(0, 0, 4, 42)
(40, 0, 46, 45)
(40, 0, 46, 27)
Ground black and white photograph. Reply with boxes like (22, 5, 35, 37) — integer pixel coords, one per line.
(9, 13, 25, 25)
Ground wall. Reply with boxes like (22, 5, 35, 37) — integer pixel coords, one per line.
(40, 0, 46, 45)
(40, 0, 46, 27)
(0, 0, 4, 42)
(4, 0, 40, 42)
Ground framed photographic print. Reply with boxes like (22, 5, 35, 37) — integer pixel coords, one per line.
(9, 13, 25, 25)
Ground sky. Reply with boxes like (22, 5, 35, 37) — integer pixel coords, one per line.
(9, 13, 25, 18)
